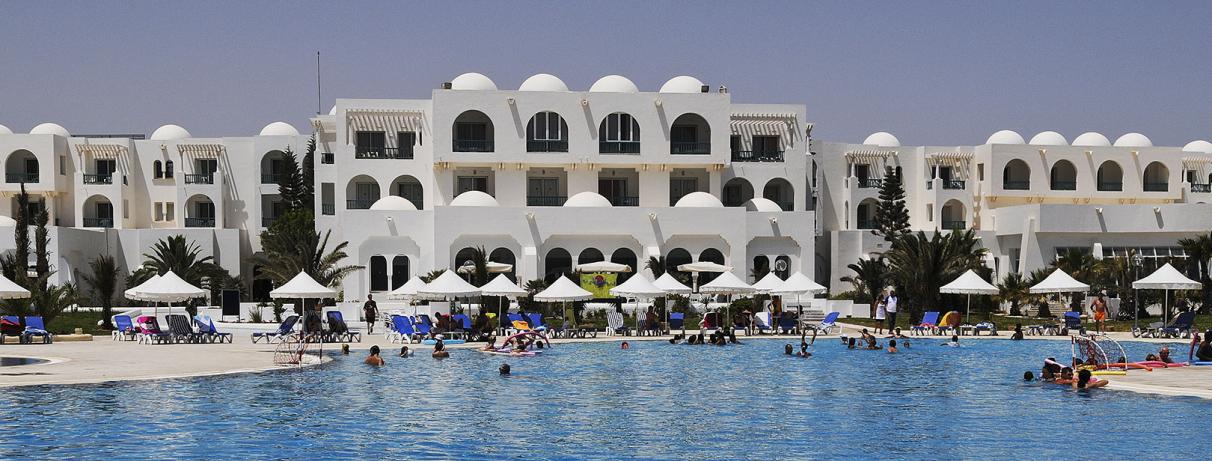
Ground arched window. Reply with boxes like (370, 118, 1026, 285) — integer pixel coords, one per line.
(164, 160, 174, 179)
(346, 175, 380, 209)
(752, 255, 771, 281)
(1049, 160, 1076, 190)
(670, 113, 710, 155)
(1143, 161, 1169, 192)
(599, 113, 640, 154)
(856, 198, 879, 229)
(1097, 161, 1123, 191)
(666, 248, 692, 280)
(490, 248, 517, 282)
(578, 248, 604, 265)
(5, 150, 39, 184)
(774, 255, 792, 279)
(610, 248, 638, 283)
(527, 111, 568, 152)
(391, 256, 409, 289)
(454, 247, 477, 272)
(698, 248, 726, 284)
(544, 248, 572, 284)
(1002, 159, 1030, 190)
(153, 160, 163, 179)
(453, 110, 494, 152)
(391, 175, 424, 210)
(941, 199, 966, 230)
(722, 178, 754, 207)
(763, 178, 794, 211)
(369, 256, 388, 292)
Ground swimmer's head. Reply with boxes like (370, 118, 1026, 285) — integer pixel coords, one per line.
(1077, 369, 1092, 388)
(499, 363, 510, 375)
(399, 346, 410, 356)
(784, 344, 793, 355)
(951, 335, 959, 342)
(341, 344, 350, 355)
(889, 340, 897, 348)
(369, 345, 380, 356)
(1024, 371, 1035, 381)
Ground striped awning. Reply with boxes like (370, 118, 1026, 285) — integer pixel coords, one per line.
(730, 112, 799, 147)
(74, 143, 128, 159)
(1183, 156, 1212, 168)
(844, 149, 896, 163)
(927, 152, 973, 165)
(345, 109, 426, 141)
(177, 144, 226, 157)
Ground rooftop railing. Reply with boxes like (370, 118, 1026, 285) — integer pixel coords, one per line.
(599, 141, 641, 154)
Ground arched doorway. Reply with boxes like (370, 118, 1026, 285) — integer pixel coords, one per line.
(369, 255, 388, 292)
(391, 256, 409, 289)
(544, 248, 572, 284)
(722, 178, 754, 207)
(1143, 161, 1169, 192)
(698, 248, 726, 284)
(1097, 161, 1124, 191)
(489, 248, 517, 282)
(391, 174, 424, 209)
(763, 178, 794, 211)
(941, 199, 965, 230)
(610, 248, 638, 283)
(1002, 159, 1031, 190)
(1050, 160, 1077, 190)
(5, 150, 39, 184)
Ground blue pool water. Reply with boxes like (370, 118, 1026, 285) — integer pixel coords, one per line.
(0, 338, 1208, 460)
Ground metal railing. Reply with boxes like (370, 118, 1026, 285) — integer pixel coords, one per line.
(355, 147, 413, 159)
(322, 203, 335, 215)
(83, 174, 113, 185)
(185, 217, 215, 228)
(321, 152, 335, 164)
(184, 174, 214, 184)
(261, 173, 283, 184)
(1192, 183, 1212, 193)
(5, 173, 38, 183)
(856, 220, 876, 230)
(670, 142, 710, 155)
(83, 217, 113, 228)
(1003, 180, 1030, 190)
(943, 180, 965, 190)
(261, 216, 277, 227)
(453, 139, 493, 152)
(607, 195, 639, 207)
(942, 220, 966, 230)
(599, 141, 641, 154)
(1097, 182, 1123, 192)
(1050, 181, 1077, 191)
(527, 140, 568, 153)
(347, 199, 374, 210)
(731, 150, 784, 162)
(527, 195, 566, 206)
(1144, 182, 1169, 192)
(856, 178, 882, 188)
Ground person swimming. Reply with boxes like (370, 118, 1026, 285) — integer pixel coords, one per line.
(847, 337, 857, 349)
(943, 335, 959, 347)
(399, 345, 412, 357)
(1054, 367, 1075, 385)
(784, 344, 794, 355)
(1023, 371, 1035, 381)
(621, 341, 630, 350)
(797, 342, 812, 358)
(432, 336, 450, 358)
(499, 363, 511, 375)
(481, 336, 498, 352)
(341, 344, 350, 355)
(1073, 369, 1108, 389)
(364, 345, 385, 366)
(887, 339, 898, 353)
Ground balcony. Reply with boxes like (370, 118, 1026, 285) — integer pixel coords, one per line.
(347, 199, 374, 210)
(856, 178, 882, 189)
(606, 196, 639, 207)
(83, 217, 113, 228)
(1097, 182, 1123, 192)
(1050, 181, 1077, 191)
(731, 150, 784, 162)
(1144, 182, 1169, 192)
(670, 142, 710, 155)
(856, 219, 876, 230)
(599, 141, 641, 154)
(355, 146, 413, 159)
(321, 152, 335, 164)
(322, 203, 335, 215)
(453, 139, 493, 152)
(527, 195, 567, 207)
(185, 217, 215, 228)
(184, 174, 214, 185)
(527, 140, 568, 153)
(5, 173, 38, 183)
(942, 220, 966, 230)
(1003, 181, 1029, 190)
(83, 174, 113, 185)
(1193, 183, 1211, 193)
(261, 173, 283, 184)
(943, 180, 965, 190)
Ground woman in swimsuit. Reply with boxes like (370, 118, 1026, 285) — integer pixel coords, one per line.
(364, 345, 385, 366)
(1073, 369, 1108, 389)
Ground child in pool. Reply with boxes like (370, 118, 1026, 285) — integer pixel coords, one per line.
(887, 339, 898, 353)
(364, 345, 385, 366)
(942, 335, 959, 347)
(1073, 369, 1108, 389)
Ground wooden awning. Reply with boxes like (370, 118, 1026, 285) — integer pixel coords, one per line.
(927, 152, 973, 165)
(730, 112, 799, 147)
(345, 109, 426, 141)
(74, 143, 128, 159)
(844, 149, 896, 163)
(177, 143, 226, 158)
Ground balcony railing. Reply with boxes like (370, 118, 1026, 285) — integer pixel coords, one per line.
(731, 150, 784, 162)
(856, 178, 882, 189)
(83, 174, 113, 185)
(1003, 180, 1030, 190)
(856, 220, 876, 230)
(1050, 181, 1077, 191)
(943, 180, 965, 190)
(607, 196, 639, 207)
(453, 139, 493, 152)
(262, 216, 277, 227)
(184, 174, 214, 185)
(321, 152, 334, 164)
(527, 195, 567, 206)
(670, 142, 710, 155)
(599, 141, 641, 154)
(1192, 183, 1212, 193)
(527, 140, 568, 153)
(261, 173, 283, 184)
(347, 199, 374, 210)
(83, 217, 113, 228)
(185, 217, 215, 228)
(355, 147, 413, 159)
(1144, 182, 1169, 192)
(942, 220, 966, 230)
(1097, 182, 1123, 192)
(322, 203, 335, 215)
(5, 173, 38, 183)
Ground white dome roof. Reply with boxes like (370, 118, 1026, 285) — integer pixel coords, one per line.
(563, 191, 612, 207)
(449, 190, 499, 207)
(0, 124, 11, 135)
(1114, 132, 1153, 148)
(674, 192, 723, 208)
(1072, 132, 1112, 147)
(518, 73, 569, 92)
(589, 75, 639, 93)
(862, 132, 900, 147)
(150, 124, 191, 141)
(30, 122, 70, 137)
(659, 76, 704, 93)
(450, 72, 498, 91)
(369, 195, 418, 211)
(1028, 131, 1067, 146)
(0, 215, 15, 227)
(985, 130, 1025, 145)
(744, 198, 782, 212)
(1182, 140, 1212, 154)
(259, 121, 299, 137)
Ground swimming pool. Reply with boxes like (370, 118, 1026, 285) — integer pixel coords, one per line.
(0, 338, 1206, 460)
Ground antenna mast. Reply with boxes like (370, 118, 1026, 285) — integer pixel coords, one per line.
(316, 51, 321, 115)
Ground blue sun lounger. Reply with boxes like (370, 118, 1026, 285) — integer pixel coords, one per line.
(389, 315, 419, 344)
(414, 315, 433, 337)
(807, 312, 840, 335)
(21, 316, 54, 344)
(777, 313, 798, 335)
(112, 314, 138, 341)
(669, 312, 685, 331)
(1155, 311, 1196, 338)
(194, 315, 233, 343)
(325, 311, 361, 342)
(912, 311, 940, 336)
(1062, 311, 1084, 336)
(251, 315, 299, 343)
(527, 312, 548, 332)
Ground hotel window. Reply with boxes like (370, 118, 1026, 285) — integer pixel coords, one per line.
(123, 199, 129, 219)
(154, 161, 163, 179)
(602, 113, 639, 142)
(165, 202, 174, 221)
(456, 176, 488, 195)
(527, 112, 568, 152)
(321, 183, 335, 215)
(59, 156, 65, 175)
(356, 131, 386, 157)
(669, 178, 698, 206)
(752, 135, 780, 154)
(165, 160, 174, 178)
(397, 132, 416, 158)
(155, 202, 164, 221)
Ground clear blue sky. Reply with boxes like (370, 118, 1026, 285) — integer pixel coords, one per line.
(2, 1, 1209, 146)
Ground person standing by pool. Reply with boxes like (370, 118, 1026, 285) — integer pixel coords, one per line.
(362, 294, 379, 335)
(364, 345, 385, 366)
(885, 290, 899, 332)
(1090, 292, 1108, 334)
(874, 291, 887, 335)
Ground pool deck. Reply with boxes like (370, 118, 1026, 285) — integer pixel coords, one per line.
(3, 322, 1211, 399)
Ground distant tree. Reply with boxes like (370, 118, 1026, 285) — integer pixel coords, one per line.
(248, 209, 360, 288)
(33, 207, 50, 290)
(884, 230, 985, 321)
(301, 135, 316, 214)
(12, 183, 30, 272)
(276, 146, 307, 210)
(841, 256, 889, 318)
(645, 256, 666, 277)
(81, 255, 121, 330)
(996, 272, 1029, 317)
(873, 166, 910, 242)
(1178, 233, 1212, 313)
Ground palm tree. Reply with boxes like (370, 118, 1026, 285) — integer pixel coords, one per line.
(840, 256, 888, 318)
(645, 256, 666, 277)
(249, 210, 361, 288)
(469, 246, 489, 287)
(139, 235, 224, 288)
(1178, 233, 1212, 312)
(1026, 268, 1053, 317)
(996, 272, 1029, 316)
(884, 230, 986, 321)
(1051, 248, 1098, 312)
(81, 255, 121, 329)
